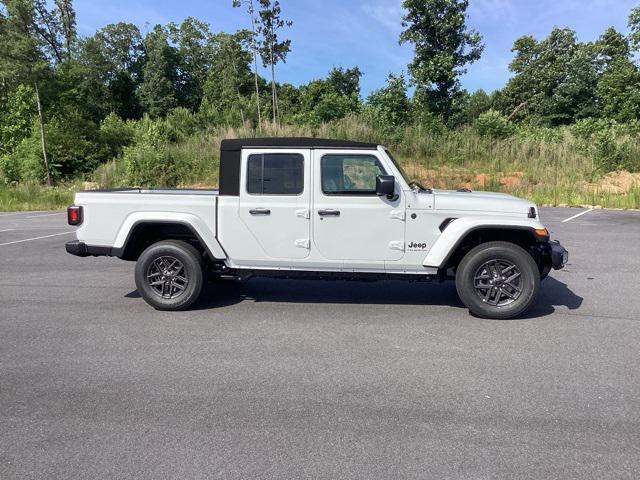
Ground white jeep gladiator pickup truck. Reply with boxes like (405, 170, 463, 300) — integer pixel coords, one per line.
(66, 137, 568, 319)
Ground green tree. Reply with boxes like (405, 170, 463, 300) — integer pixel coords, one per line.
(138, 25, 178, 118)
(167, 17, 215, 111)
(399, 0, 483, 117)
(628, 6, 640, 54)
(596, 27, 629, 69)
(448, 88, 493, 126)
(328, 66, 362, 98)
(80, 22, 144, 119)
(0, 0, 56, 184)
(366, 73, 411, 129)
(55, 0, 76, 59)
(233, 0, 263, 128)
(30, 0, 76, 62)
(256, 0, 292, 123)
(499, 28, 590, 125)
(297, 67, 362, 124)
(0, 83, 36, 155)
(464, 89, 492, 121)
(86, 22, 144, 75)
(274, 82, 300, 121)
(544, 47, 598, 124)
(597, 57, 640, 122)
(475, 109, 515, 138)
(201, 31, 253, 125)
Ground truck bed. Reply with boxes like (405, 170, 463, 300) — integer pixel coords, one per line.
(74, 188, 219, 250)
(80, 188, 219, 196)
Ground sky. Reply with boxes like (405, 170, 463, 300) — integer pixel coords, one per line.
(73, 0, 640, 96)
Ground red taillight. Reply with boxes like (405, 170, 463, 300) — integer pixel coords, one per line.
(67, 206, 83, 226)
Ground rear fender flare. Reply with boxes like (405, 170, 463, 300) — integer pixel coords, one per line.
(113, 212, 226, 260)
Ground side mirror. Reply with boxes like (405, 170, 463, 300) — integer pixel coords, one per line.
(376, 175, 395, 198)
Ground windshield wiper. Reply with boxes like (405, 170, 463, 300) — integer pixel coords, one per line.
(409, 181, 433, 193)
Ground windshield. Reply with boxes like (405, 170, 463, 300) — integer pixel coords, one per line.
(384, 148, 416, 186)
(384, 148, 411, 184)
(385, 148, 432, 192)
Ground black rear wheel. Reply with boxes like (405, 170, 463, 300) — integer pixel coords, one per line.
(456, 241, 540, 319)
(135, 240, 204, 311)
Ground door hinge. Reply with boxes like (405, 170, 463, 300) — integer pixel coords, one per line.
(390, 210, 406, 221)
(389, 241, 405, 251)
(296, 209, 310, 219)
(295, 239, 311, 249)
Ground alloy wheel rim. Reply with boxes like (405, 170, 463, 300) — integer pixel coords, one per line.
(473, 259, 523, 307)
(146, 255, 188, 299)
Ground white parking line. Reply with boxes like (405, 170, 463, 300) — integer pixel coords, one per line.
(562, 209, 594, 223)
(0, 229, 16, 233)
(0, 212, 30, 217)
(25, 212, 64, 218)
(0, 231, 74, 247)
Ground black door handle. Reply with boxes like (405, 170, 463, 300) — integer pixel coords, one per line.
(318, 209, 340, 217)
(249, 208, 271, 216)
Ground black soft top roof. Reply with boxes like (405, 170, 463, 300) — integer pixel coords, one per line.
(220, 137, 379, 151)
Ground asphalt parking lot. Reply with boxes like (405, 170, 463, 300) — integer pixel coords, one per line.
(1, 207, 639, 479)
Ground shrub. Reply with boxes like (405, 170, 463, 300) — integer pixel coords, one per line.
(570, 119, 640, 173)
(124, 142, 181, 186)
(0, 133, 45, 183)
(306, 92, 360, 124)
(0, 84, 37, 156)
(592, 130, 640, 172)
(516, 125, 565, 143)
(164, 107, 200, 141)
(45, 112, 103, 178)
(365, 73, 411, 131)
(99, 113, 136, 159)
(571, 118, 614, 140)
(0, 152, 22, 184)
(475, 110, 515, 138)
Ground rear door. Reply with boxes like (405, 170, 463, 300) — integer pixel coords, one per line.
(239, 149, 311, 259)
(312, 150, 405, 264)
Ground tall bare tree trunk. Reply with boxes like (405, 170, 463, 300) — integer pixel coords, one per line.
(269, 30, 277, 125)
(270, 60, 277, 124)
(249, 0, 262, 130)
(273, 63, 279, 125)
(34, 82, 52, 187)
(232, 62, 246, 125)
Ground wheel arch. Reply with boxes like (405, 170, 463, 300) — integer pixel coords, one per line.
(423, 218, 548, 271)
(114, 219, 225, 261)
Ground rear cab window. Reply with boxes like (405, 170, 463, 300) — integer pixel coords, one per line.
(247, 153, 304, 195)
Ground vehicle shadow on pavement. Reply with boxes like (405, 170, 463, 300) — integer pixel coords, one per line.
(522, 276, 583, 319)
(125, 274, 582, 318)
(191, 278, 465, 310)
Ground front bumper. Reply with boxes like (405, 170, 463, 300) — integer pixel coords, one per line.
(549, 240, 569, 270)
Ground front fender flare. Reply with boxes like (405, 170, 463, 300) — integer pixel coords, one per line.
(422, 217, 546, 268)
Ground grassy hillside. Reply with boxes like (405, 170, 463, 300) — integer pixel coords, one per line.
(2, 117, 640, 211)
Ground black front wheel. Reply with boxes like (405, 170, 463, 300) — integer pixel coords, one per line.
(135, 240, 204, 311)
(455, 241, 540, 319)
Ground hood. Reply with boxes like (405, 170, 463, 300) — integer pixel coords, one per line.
(433, 189, 536, 216)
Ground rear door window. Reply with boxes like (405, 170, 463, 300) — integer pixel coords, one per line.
(247, 153, 304, 195)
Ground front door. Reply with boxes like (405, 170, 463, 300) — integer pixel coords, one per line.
(312, 150, 405, 264)
(239, 149, 311, 259)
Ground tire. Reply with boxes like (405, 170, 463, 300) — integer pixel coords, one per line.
(455, 241, 540, 319)
(134, 240, 204, 311)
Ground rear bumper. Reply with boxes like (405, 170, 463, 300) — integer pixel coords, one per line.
(65, 240, 113, 257)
